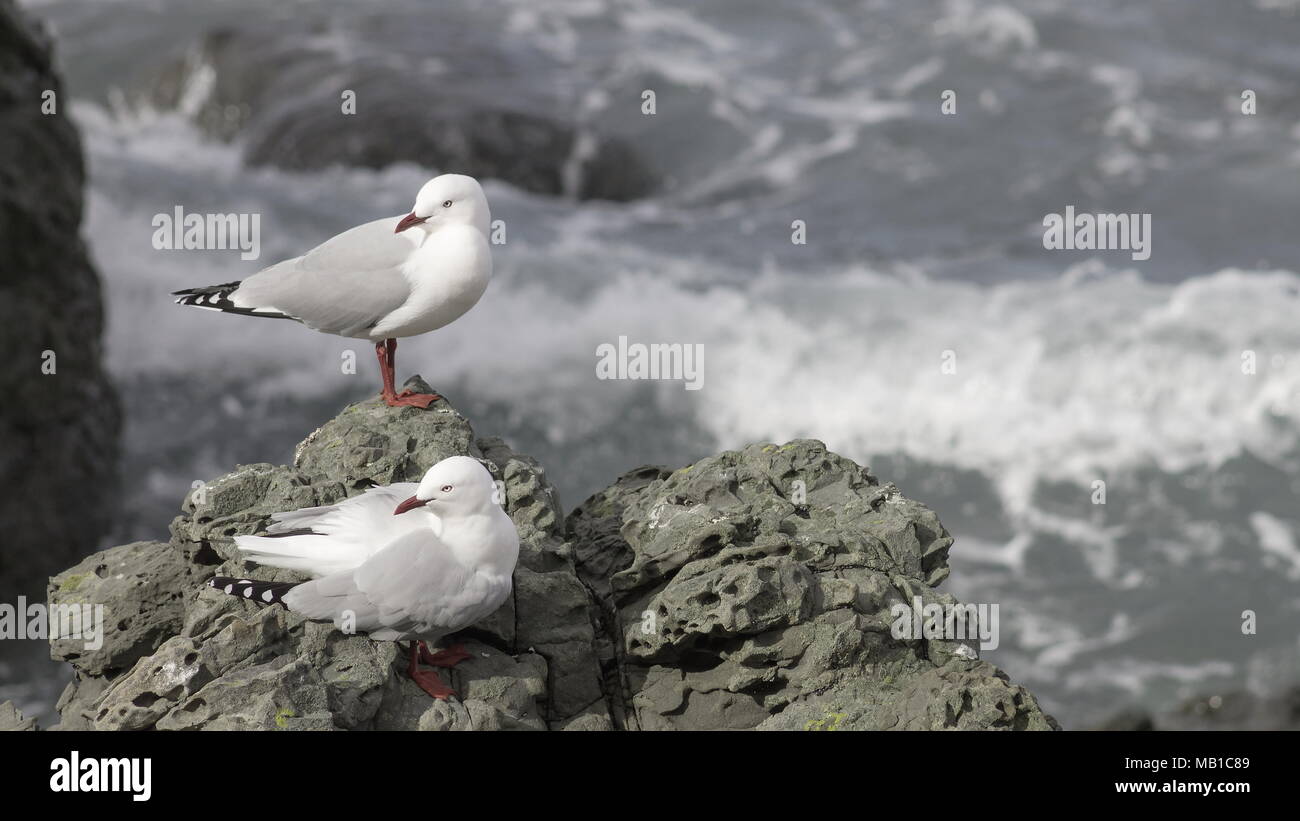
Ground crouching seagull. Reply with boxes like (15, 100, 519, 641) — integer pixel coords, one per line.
(207, 456, 519, 699)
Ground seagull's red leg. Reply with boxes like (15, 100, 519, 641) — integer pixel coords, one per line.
(407, 640, 457, 700)
(419, 641, 473, 668)
(375, 340, 397, 396)
(376, 338, 440, 408)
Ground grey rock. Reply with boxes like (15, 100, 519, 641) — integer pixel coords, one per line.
(0, 0, 120, 604)
(48, 541, 195, 677)
(93, 636, 218, 731)
(559, 712, 615, 731)
(157, 655, 335, 731)
(0, 701, 37, 731)
(371, 641, 547, 731)
(49, 673, 111, 731)
(569, 466, 671, 603)
(567, 440, 1058, 731)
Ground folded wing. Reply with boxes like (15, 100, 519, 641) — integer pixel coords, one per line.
(235, 483, 419, 577)
(230, 217, 416, 338)
(282, 530, 491, 642)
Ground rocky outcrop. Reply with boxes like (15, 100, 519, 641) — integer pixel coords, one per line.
(46, 379, 1055, 730)
(49, 378, 608, 730)
(569, 444, 1057, 730)
(143, 27, 656, 201)
(0, 0, 120, 603)
(0, 700, 37, 731)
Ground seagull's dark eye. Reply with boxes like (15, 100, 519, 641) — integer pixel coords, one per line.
(442, 200, 453, 208)
(440, 484, 453, 493)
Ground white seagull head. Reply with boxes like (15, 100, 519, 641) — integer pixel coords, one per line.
(394, 455, 499, 516)
(395, 174, 491, 237)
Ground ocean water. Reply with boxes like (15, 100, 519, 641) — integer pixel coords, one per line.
(8, 0, 1300, 728)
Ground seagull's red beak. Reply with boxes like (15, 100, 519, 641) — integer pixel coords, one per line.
(393, 495, 425, 515)
(394, 212, 428, 233)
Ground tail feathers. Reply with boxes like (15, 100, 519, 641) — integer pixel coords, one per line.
(208, 576, 299, 608)
(173, 281, 292, 320)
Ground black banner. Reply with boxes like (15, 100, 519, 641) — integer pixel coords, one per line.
(4, 730, 1286, 808)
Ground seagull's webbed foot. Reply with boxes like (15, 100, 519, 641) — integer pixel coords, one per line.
(407, 641, 458, 700)
(375, 338, 440, 409)
(382, 389, 440, 409)
(419, 642, 472, 668)
(409, 668, 457, 700)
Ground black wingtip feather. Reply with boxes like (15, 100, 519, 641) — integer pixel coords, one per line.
(208, 576, 299, 608)
(173, 281, 294, 320)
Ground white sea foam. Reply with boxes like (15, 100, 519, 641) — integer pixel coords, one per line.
(1249, 511, 1300, 580)
(696, 267, 1300, 522)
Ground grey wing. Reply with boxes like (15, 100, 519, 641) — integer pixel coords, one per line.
(230, 217, 415, 338)
(281, 531, 475, 641)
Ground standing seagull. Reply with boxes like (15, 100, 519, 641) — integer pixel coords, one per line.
(207, 456, 519, 700)
(174, 174, 493, 408)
